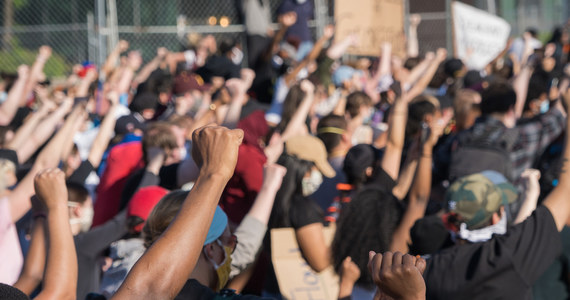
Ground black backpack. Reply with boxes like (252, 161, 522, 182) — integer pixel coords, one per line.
(449, 125, 517, 182)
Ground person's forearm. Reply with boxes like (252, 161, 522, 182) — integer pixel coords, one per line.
(281, 93, 313, 141)
(246, 183, 280, 225)
(407, 25, 419, 58)
(405, 57, 431, 88)
(39, 206, 77, 300)
(114, 171, 229, 299)
(0, 71, 27, 125)
(513, 65, 532, 118)
(381, 97, 407, 180)
(88, 104, 119, 168)
(392, 158, 418, 200)
(102, 46, 123, 77)
(222, 93, 246, 129)
(13, 217, 46, 295)
(389, 145, 432, 253)
(115, 67, 135, 95)
(327, 36, 354, 60)
(23, 56, 48, 104)
(7, 106, 49, 155)
(17, 103, 70, 164)
(407, 51, 446, 99)
(338, 280, 355, 299)
(376, 43, 392, 80)
(514, 190, 539, 224)
(285, 34, 329, 86)
(133, 57, 162, 88)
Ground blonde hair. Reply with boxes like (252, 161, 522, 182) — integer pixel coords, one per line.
(142, 190, 189, 249)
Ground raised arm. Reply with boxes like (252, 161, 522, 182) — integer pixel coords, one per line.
(132, 47, 168, 88)
(284, 24, 334, 86)
(87, 93, 120, 168)
(114, 51, 142, 96)
(280, 80, 315, 141)
(13, 197, 47, 295)
(22, 46, 51, 105)
(16, 98, 73, 164)
(102, 40, 129, 78)
(390, 121, 442, 253)
(7, 101, 81, 223)
(407, 14, 421, 58)
(513, 64, 532, 119)
(0, 65, 29, 125)
(327, 34, 358, 60)
(514, 169, 541, 224)
(543, 89, 570, 231)
(406, 48, 447, 100)
(381, 94, 409, 181)
(6, 100, 51, 156)
(261, 11, 297, 62)
(404, 52, 434, 88)
(222, 76, 250, 129)
(113, 126, 243, 300)
(33, 169, 77, 300)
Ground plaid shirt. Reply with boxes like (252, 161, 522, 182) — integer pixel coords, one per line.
(510, 108, 566, 179)
(455, 108, 565, 181)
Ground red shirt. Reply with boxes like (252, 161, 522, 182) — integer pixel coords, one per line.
(92, 141, 144, 227)
(220, 143, 266, 225)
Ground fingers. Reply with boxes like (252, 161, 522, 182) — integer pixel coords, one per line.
(392, 252, 403, 267)
(381, 251, 393, 272)
(415, 256, 427, 274)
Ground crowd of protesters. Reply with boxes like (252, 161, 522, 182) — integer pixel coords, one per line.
(1, 0, 570, 299)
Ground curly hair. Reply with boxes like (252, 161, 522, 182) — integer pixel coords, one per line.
(332, 187, 403, 287)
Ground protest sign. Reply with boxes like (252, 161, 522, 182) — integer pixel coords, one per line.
(335, 0, 405, 57)
(452, 1, 511, 70)
(271, 225, 338, 300)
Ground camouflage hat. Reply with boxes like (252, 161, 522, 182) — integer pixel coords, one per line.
(446, 170, 518, 230)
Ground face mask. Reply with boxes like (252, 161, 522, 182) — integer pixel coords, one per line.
(69, 203, 94, 233)
(540, 100, 549, 114)
(296, 0, 307, 3)
(208, 240, 233, 291)
(302, 169, 323, 196)
(0, 91, 7, 104)
(457, 211, 507, 243)
(231, 47, 243, 65)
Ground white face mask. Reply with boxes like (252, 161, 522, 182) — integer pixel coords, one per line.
(69, 202, 94, 233)
(302, 169, 323, 196)
(179, 146, 188, 160)
(457, 211, 507, 243)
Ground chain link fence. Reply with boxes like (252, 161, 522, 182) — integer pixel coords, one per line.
(0, 0, 567, 77)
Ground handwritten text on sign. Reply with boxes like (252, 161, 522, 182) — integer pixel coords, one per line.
(335, 0, 405, 57)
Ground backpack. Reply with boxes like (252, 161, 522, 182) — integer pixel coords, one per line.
(449, 125, 517, 182)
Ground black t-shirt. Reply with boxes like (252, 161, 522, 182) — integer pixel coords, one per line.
(424, 205, 562, 300)
(175, 279, 269, 300)
(289, 194, 324, 229)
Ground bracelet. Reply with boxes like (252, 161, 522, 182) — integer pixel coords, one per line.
(33, 212, 47, 219)
(209, 103, 217, 111)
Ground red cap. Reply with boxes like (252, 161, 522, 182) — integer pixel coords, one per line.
(127, 186, 169, 232)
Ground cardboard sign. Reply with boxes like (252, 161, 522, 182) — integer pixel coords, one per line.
(452, 1, 511, 70)
(271, 225, 338, 300)
(334, 0, 405, 57)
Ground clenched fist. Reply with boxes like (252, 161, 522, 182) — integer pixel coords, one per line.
(191, 126, 243, 180)
(34, 168, 68, 211)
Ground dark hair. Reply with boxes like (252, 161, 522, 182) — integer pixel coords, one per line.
(406, 100, 436, 137)
(332, 188, 403, 287)
(276, 85, 306, 133)
(480, 82, 516, 115)
(317, 115, 347, 153)
(269, 153, 314, 229)
(346, 92, 372, 118)
(66, 181, 89, 204)
(523, 71, 550, 113)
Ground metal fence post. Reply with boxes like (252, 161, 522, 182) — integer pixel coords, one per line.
(96, 0, 107, 71)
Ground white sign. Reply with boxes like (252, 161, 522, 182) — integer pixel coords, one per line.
(452, 1, 511, 70)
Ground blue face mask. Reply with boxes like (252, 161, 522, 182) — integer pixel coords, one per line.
(540, 100, 549, 114)
(0, 91, 7, 104)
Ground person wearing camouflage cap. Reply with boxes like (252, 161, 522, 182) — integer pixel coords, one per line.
(444, 170, 518, 242)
